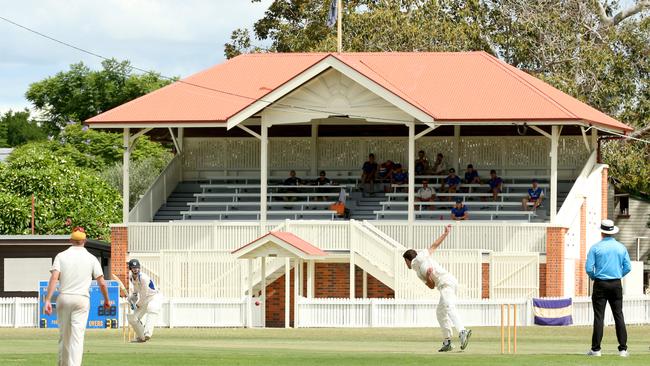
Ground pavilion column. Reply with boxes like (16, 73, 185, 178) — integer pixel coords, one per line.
(453, 125, 461, 172)
(407, 122, 415, 245)
(294, 258, 300, 327)
(260, 257, 267, 327)
(591, 128, 598, 151)
(307, 260, 314, 298)
(550, 126, 559, 222)
(122, 128, 130, 224)
(247, 258, 253, 328)
(349, 251, 355, 299)
(260, 120, 269, 233)
(311, 123, 318, 176)
(284, 258, 290, 328)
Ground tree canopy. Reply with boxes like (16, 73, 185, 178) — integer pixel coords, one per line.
(0, 110, 46, 147)
(25, 58, 172, 135)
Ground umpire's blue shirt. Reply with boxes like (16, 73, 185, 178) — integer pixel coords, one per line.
(585, 237, 631, 280)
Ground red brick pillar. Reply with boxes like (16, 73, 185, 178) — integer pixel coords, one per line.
(575, 200, 588, 296)
(601, 167, 608, 220)
(110, 225, 128, 284)
(482, 263, 490, 299)
(545, 227, 566, 297)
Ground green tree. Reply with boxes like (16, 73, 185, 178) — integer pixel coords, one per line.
(0, 110, 46, 147)
(25, 59, 172, 134)
(0, 144, 121, 240)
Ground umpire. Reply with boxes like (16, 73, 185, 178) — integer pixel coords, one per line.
(585, 219, 632, 357)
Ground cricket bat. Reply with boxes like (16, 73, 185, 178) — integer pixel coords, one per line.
(111, 274, 129, 297)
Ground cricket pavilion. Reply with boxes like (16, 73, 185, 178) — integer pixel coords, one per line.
(86, 52, 642, 328)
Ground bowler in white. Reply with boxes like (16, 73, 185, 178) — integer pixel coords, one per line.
(402, 225, 472, 352)
(44, 227, 110, 366)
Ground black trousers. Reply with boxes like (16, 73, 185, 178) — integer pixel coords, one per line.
(591, 279, 627, 352)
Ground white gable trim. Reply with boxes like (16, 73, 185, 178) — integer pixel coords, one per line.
(226, 55, 434, 129)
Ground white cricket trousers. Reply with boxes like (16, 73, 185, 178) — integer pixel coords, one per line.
(56, 294, 90, 366)
(127, 294, 162, 339)
(436, 280, 465, 340)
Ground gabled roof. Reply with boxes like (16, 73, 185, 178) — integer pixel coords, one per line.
(231, 231, 327, 260)
(86, 52, 632, 133)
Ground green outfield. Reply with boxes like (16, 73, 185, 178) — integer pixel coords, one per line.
(0, 326, 649, 365)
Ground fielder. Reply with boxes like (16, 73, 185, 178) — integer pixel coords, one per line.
(126, 259, 162, 342)
(44, 227, 110, 366)
(403, 225, 472, 352)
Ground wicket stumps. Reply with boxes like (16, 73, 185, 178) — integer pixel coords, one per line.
(500, 304, 517, 354)
(122, 304, 134, 343)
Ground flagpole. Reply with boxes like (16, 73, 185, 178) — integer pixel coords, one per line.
(337, 0, 342, 53)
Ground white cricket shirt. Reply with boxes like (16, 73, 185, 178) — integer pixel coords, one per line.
(411, 249, 453, 287)
(50, 246, 103, 297)
(130, 272, 160, 305)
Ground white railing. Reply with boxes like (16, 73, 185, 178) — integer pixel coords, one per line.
(182, 136, 588, 179)
(129, 154, 183, 222)
(6, 296, 647, 328)
(128, 221, 282, 252)
(297, 296, 650, 328)
(282, 220, 351, 251)
(351, 220, 399, 282)
(370, 221, 548, 253)
(0, 297, 38, 328)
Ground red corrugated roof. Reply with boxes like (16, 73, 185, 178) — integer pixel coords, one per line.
(86, 51, 632, 132)
(231, 231, 326, 257)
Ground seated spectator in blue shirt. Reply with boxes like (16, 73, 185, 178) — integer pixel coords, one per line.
(451, 200, 468, 220)
(486, 170, 503, 202)
(522, 179, 544, 211)
(440, 168, 461, 200)
(464, 164, 481, 184)
(391, 164, 408, 190)
(361, 153, 378, 195)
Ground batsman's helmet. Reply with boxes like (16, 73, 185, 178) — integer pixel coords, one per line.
(127, 259, 141, 269)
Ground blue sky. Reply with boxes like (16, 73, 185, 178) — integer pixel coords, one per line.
(0, 0, 273, 113)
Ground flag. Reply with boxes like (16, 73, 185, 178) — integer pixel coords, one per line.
(532, 298, 573, 326)
(326, 0, 337, 28)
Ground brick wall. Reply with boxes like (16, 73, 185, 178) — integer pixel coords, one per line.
(482, 263, 489, 299)
(539, 263, 547, 298)
(575, 200, 588, 296)
(110, 226, 128, 284)
(265, 263, 393, 327)
(545, 227, 566, 297)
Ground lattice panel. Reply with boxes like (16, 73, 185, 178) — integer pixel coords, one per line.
(269, 138, 312, 170)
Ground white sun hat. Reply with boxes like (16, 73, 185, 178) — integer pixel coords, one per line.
(600, 219, 619, 235)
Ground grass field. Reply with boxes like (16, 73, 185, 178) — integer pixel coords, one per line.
(0, 326, 649, 365)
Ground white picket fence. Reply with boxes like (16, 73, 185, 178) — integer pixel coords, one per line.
(296, 296, 650, 328)
(3, 296, 649, 328)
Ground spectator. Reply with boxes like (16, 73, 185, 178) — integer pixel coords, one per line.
(313, 170, 332, 202)
(416, 180, 436, 210)
(451, 199, 469, 220)
(361, 153, 378, 196)
(522, 179, 544, 211)
(464, 164, 481, 184)
(282, 170, 302, 205)
(377, 160, 394, 193)
(440, 168, 461, 200)
(391, 164, 408, 190)
(432, 153, 446, 175)
(486, 170, 503, 202)
(415, 150, 430, 175)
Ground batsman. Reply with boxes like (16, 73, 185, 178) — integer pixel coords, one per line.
(126, 259, 162, 342)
